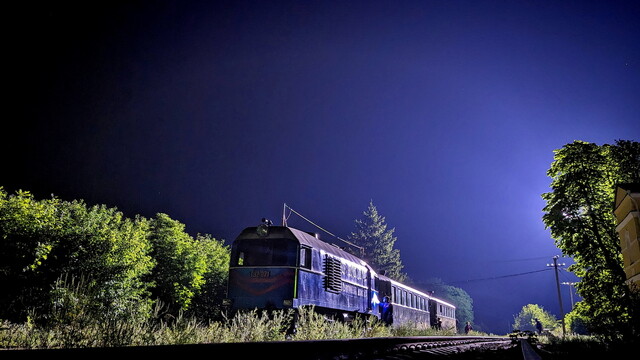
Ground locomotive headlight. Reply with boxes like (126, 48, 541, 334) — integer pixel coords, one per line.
(257, 218, 272, 237)
(257, 224, 269, 237)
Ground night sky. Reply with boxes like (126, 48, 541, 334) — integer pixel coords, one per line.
(5, 1, 639, 334)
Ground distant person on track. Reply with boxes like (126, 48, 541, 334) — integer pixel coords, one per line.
(535, 318, 543, 334)
(435, 317, 442, 330)
(464, 321, 473, 334)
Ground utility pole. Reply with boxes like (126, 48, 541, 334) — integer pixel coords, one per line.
(547, 255, 566, 336)
(561, 282, 576, 309)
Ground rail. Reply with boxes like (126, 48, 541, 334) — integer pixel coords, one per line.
(1, 336, 527, 359)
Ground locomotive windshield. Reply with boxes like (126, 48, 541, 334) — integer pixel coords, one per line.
(231, 238, 298, 266)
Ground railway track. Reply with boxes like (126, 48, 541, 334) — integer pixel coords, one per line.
(2, 336, 533, 359)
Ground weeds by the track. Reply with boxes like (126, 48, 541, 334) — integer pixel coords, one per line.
(1, 306, 471, 350)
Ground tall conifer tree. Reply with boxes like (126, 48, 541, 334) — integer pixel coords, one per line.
(349, 201, 407, 282)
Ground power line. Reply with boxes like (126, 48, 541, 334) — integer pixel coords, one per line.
(494, 256, 559, 263)
(282, 203, 364, 255)
(445, 268, 553, 285)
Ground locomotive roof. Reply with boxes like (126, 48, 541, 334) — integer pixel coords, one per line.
(235, 225, 371, 270)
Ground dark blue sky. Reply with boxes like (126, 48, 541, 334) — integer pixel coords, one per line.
(5, 0, 639, 334)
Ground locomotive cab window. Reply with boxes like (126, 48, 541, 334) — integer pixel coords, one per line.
(231, 238, 298, 266)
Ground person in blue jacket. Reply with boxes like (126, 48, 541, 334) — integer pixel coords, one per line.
(380, 296, 393, 325)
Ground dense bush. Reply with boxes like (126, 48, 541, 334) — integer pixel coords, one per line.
(0, 188, 229, 325)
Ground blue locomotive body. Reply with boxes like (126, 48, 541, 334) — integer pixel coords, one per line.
(227, 225, 379, 319)
(225, 223, 455, 330)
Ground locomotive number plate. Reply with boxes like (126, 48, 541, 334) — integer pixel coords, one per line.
(250, 270, 271, 278)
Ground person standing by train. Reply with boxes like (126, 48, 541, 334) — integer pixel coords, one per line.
(464, 321, 472, 334)
(380, 296, 393, 326)
(535, 318, 543, 334)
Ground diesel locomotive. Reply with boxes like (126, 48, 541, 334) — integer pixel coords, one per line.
(224, 221, 456, 330)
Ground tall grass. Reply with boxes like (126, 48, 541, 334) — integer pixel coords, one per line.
(0, 305, 462, 350)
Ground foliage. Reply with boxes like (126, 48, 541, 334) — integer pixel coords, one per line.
(0, 189, 61, 321)
(47, 275, 152, 348)
(513, 304, 557, 334)
(187, 233, 230, 321)
(542, 139, 639, 341)
(540, 334, 636, 357)
(147, 213, 209, 314)
(0, 189, 154, 323)
(564, 309, 589, 335)
(348, 201, 407, 282)
(422, 278, 473, 332)
(5, 304, 469, 349)
(0, 187, 230, 325)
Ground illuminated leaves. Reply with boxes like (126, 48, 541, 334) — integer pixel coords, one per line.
(541, 139, 640, 339)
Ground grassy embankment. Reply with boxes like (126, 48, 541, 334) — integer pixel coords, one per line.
(1, 306, 461, 350)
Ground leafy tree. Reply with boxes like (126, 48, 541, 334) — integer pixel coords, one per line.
(565, 309, 589, 335)
(0, 188, 154, 322)
(188, 233, 230, 321)
(0, 188, 61, 321)
(0, 188, 234, 325)
(422, 278, 473, 333)
(349, 201, 407, 282)
(147, 213, 210, 314)
(53, 200, 154, 323)
(513, 304, 557, 333)
(542, 139, 640, 340)
(147, 212, 232, 318)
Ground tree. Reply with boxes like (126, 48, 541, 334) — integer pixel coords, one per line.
(0, 187, 233, 324)
(565, 309, 589, 335)
(147, 213, 209, 315)
(423, 278, 474, 333)
(0, 188, 154, 322)
(349, 201, 407, 282)
(188, 233, 230, 321)
(0, 188, 61, 321)
(542, 139, 640, 340)
(513, 304, 557, 333)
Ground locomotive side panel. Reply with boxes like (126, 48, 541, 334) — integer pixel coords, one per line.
(294, 245, 324, 308)
(296, 247, 371, 316)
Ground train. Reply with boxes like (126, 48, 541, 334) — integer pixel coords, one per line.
(223, 220, 457, 331)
